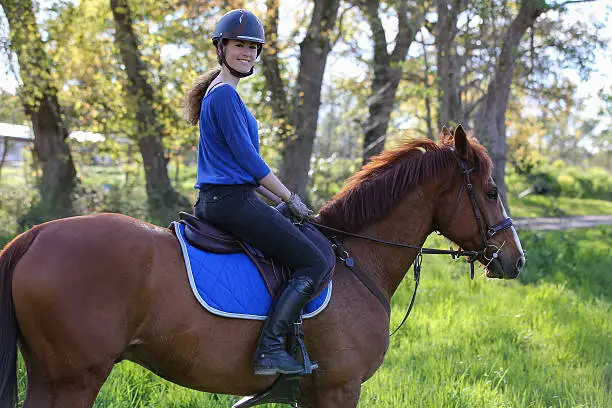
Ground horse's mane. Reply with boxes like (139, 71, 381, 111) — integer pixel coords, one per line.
(317, 134, 492, 232)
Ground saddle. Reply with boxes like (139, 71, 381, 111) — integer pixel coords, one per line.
(173, 211, 335, 298)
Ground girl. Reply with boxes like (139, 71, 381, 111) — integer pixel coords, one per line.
(182, 9, 329, 376)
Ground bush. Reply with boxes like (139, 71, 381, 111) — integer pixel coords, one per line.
(514, 160, 612, 201)
(557, 173, 579, 197)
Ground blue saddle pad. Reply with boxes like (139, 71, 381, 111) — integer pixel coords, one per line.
(173, 222, 332, 320)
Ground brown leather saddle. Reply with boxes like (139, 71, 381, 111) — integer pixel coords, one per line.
(172, 212, 335, 298)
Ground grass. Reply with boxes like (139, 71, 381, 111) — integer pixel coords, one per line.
(509, 194, 612, 218)
(12, 227, 612, 407)
(365, 228, 612, 407)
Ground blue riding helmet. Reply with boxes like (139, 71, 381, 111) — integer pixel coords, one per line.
(212, 9, 265, 56)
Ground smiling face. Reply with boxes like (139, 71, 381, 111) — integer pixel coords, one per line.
(222, 39, 259, 73)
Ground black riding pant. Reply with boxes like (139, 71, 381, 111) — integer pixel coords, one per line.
(194, 184, 329, 288)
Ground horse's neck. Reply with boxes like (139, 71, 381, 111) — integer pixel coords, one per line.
(344, 187, 434, 299)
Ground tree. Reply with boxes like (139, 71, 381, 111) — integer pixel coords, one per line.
(435, 0, 467, 129)
(424, 0, 602, 210)
(263, 0, 341, 198)
(110, 0, 188, 223)
(584, 89, 612, 170)
(358, 0, 428, 164)
(474, 0, 549, 208)
(0, 0, 78, 222)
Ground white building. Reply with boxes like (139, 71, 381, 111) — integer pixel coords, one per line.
(0, 122, 33, 165)
(0, 122, 106, 166)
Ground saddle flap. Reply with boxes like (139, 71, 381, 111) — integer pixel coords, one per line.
(179, 212, 243, 254)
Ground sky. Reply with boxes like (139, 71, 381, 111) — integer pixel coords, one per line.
(0, 0, 610, 120)
(559, 0, 612, 118)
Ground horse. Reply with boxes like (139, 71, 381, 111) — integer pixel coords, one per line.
(0, 126, 525, 408)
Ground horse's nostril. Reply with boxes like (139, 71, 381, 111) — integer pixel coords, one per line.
(516, 256, 526, 272)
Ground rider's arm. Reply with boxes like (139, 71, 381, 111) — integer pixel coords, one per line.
(258, 172, 291, 203)
(255, 185, 282, 205)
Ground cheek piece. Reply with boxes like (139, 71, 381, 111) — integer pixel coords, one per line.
(217, 43, 254, 78)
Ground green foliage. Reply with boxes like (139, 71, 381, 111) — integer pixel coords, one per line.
(309, 155, 361, 209)
(0, 163, 198, 237)
(0, 92, 26, 124)
(507, 158, 612, 202)
(0, 172, 36, 246)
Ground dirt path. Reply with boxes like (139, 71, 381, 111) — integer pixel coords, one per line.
(512, 215, 612, 231)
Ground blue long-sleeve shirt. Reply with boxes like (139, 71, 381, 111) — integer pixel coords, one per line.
(196, 84, 271, 188)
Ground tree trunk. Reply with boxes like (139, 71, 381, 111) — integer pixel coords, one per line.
(360, 0, 426, 164)
(1, 0, 77, 222)
(474, 0, 548, 211)
(435, 0, 466, 129)
(111, 0, 188, 223)
(262, 0, 292, 141)
(276, 0, 341, 198)
(422, 36, 435, 140)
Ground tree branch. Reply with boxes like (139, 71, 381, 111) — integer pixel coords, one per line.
(553, 0, 597, 6)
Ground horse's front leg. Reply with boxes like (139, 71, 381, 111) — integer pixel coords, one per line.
(300, 380, 362, 408)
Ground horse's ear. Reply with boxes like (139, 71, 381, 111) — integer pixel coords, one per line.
(442, 126, 452, 137)
(454, 124, 472, 160)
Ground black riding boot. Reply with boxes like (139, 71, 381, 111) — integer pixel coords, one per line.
(254, 276, 315, 376)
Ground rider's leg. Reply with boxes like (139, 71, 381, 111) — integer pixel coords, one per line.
(195, 184, 329, 375)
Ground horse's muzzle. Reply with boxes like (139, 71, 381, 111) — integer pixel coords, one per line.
(485, 254, 524, 279)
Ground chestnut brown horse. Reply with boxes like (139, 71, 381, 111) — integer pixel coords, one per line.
(0, 126, 524, 408)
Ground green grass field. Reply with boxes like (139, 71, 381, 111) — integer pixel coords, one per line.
(12, 226, 611, 407)
(508, 194, 612, 218)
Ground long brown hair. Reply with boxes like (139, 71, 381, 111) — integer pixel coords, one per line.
(182, 66, 222, 125)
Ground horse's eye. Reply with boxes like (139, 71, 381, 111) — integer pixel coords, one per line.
(486, 188, 498, 200)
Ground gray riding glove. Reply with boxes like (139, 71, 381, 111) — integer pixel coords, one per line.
(284, 193, 313, 221)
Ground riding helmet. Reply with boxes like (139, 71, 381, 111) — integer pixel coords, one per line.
(212, 9, 265, 56)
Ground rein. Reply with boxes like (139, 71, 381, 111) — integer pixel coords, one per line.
(310, 154, 514, 336)
(311, 221, 476, 332)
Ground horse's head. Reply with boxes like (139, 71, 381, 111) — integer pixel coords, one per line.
(433, 125, 525, 279)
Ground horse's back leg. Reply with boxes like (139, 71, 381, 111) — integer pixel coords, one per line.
(21, 347, 113, 408)
(12, 217, 150, 407)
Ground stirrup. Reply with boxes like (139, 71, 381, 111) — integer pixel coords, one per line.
(293, 317, 318, 375)
(232, 375, 300, 408)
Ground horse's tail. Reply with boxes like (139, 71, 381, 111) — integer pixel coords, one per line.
(0, 226, 41, 408)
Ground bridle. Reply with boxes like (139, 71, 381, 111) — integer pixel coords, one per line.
(311, 152, 514, 335)
(442, 153, 514, 276)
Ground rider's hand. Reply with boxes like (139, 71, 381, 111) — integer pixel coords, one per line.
(284, 193, 313, 221)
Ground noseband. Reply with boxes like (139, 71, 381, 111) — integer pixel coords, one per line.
(446, 154, 514, 277)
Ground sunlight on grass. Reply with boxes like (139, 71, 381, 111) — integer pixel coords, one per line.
(358, 229, 612, 407)
(509, 194, 612, 218)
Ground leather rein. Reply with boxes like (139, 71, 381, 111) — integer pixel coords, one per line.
(311, 154, 514, 335)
